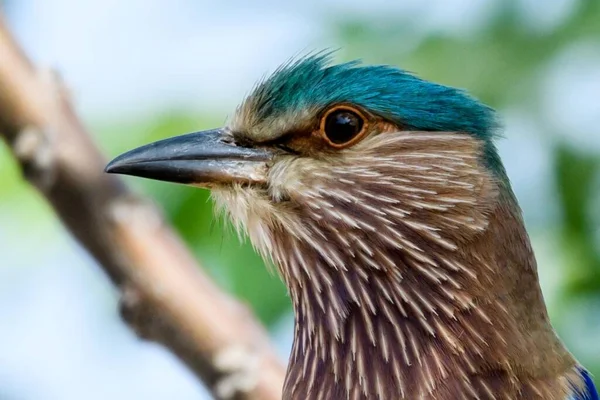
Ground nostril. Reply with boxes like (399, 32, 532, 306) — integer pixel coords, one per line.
(219, 135, 237, 146)
(231, 136, 255, 148)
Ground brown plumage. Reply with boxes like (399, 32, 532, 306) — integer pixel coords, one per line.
(106, 55, 593, 399)
(213, 130, 582, 400)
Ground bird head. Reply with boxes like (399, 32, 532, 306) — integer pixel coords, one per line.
(106, 54, 588, 399)
(106, 54, 503, 259)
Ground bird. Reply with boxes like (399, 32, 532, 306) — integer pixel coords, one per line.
(105, 54, 598, 400)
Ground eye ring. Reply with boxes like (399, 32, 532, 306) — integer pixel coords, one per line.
(320, 105, 368, 148)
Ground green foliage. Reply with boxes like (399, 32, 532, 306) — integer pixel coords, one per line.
(334, 1, 600, 110)
(555, 144, 600, 295)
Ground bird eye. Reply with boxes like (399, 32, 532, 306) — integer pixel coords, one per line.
(322, 107, 366, 147)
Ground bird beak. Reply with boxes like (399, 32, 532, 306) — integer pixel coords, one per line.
(105, 128, 273, 187)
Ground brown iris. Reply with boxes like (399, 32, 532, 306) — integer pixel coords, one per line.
(320, 106, 367, 148)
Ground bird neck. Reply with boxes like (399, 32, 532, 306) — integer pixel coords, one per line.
(276, 189, 583, 399)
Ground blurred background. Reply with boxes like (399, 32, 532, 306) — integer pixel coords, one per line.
(0, 0, 599, 398)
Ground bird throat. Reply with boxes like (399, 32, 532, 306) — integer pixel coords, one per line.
(272, 189, 582, 399)
(213, 133, 584, 399)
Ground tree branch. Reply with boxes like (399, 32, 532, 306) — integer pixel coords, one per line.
(0, 12, 285, 400)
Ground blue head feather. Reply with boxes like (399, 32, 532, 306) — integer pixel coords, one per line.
(249, 53, 505, 176)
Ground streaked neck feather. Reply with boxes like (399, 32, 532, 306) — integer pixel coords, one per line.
(213, 131, 584, 399)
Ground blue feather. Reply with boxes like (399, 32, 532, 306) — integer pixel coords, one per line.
(250, 52, 506, 174)
(571, 368, 599, 400)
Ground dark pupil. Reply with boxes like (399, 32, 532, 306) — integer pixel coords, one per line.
(324, 110, 363, 144)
